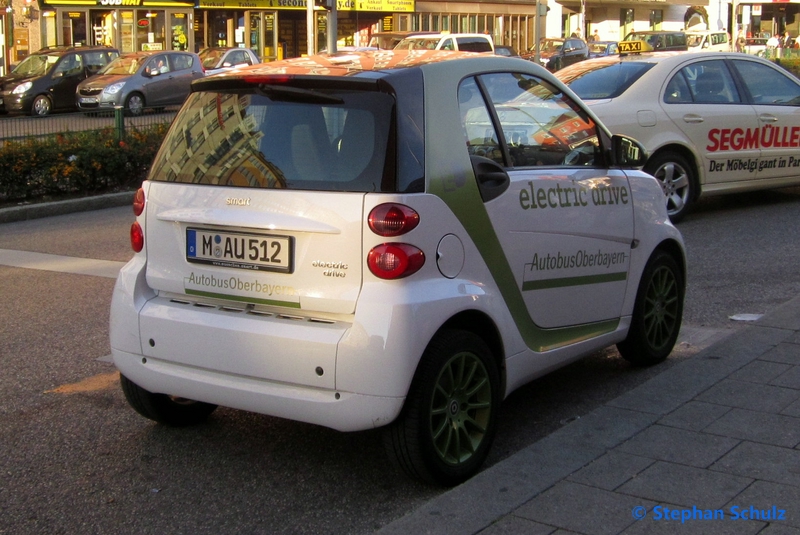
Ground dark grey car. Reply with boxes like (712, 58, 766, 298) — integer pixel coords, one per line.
(76, 50, 204, 115)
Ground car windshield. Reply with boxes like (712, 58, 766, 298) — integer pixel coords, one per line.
(100, 56, 142, 75)
(560, 61, 655, 99)
(12, 54, 59, 76)
(394, 38, 439, 50)
(540, 39, 564, 53)
(150, 88, 396, 192)
(199, 48, 225, 68)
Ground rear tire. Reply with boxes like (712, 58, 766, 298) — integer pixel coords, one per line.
(383, 330, 500, 486)
(120, 374, 217, 426)
(617, 250, 684, 366)
(645, 152, 694, 223)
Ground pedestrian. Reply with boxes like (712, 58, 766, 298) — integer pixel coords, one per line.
(783, 31, 793, 48)
(592, 29, 600, 42)
(735, 30, 746, 53)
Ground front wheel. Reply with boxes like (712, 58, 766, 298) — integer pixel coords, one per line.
(125, 93, 145, 116)
(617, 250, 684, 366)
(644, 152, 694, 223)
(31, 95, 52, 117)
(120, 374, 217, 426)
(383, 330, 500, 486)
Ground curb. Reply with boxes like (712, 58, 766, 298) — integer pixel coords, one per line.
(0, 191, 135, 224)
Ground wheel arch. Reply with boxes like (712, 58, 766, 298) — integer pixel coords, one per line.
(438, 310, 507, 394)
(647, 143, 702, 201)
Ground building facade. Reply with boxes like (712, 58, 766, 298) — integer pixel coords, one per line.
(2, 0, 798, 76)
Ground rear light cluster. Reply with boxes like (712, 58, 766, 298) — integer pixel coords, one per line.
(130, 188, 145, 253)
(367, 203, 424, 280)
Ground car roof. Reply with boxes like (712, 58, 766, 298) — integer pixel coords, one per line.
(33, 45, 116, 57)
(193, 50, 537, 88)
(555, 50, 777, 85)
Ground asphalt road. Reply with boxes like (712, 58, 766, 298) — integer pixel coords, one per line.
(0, 186, 799, 534)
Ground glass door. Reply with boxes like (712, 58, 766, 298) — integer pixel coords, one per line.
(249, 12, 279, 62)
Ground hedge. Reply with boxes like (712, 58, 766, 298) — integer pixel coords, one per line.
(0, 123, 168, 204)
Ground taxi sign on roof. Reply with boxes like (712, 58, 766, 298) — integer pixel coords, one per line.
(618, 40, 645, 54)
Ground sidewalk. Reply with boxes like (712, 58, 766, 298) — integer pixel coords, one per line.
(378, 296, 800, 534)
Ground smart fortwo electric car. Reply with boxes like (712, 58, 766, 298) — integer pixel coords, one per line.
(110, 50, 686, 486)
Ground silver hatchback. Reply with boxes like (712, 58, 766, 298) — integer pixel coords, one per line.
(76, 50, 204, 115)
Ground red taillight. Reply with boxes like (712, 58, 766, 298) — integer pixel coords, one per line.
(368, 203, 420, 237)
(130, 222, 144, 253)
(133, 188, 145, 216)
(367, 243, 424, 279)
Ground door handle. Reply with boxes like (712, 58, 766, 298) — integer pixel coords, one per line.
(759, 114, 778, 123)
(682, 114, 704, 124)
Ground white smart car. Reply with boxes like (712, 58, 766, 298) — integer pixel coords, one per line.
(557, 51, 800, 222)
(110, 50, 686, 486)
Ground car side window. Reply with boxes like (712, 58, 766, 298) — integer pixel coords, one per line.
(441, 38, 455, 51)
(459, 77, 504, 165)
(171, 54, 194, 71)
(664, 73, 693, 103)
(684, 60, 741, 103)
(460, 73, 600, 168)
(732, 59, 800, 105)
(55, 54, 83, 76)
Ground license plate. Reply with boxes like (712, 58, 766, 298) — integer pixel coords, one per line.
(79, 97, 97, 104)
(186, 228, 293, 273)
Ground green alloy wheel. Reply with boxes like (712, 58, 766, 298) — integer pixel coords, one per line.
(618, 250, 684, 366)
(384, 329, 500, 486)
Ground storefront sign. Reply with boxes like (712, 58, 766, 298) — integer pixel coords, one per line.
(196, 0, 413, 11)
(98, 0, 144, 6)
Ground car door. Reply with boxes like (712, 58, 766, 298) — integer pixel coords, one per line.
(730, 57, 800, 182)
(163, 53, 199, 105)
(459, 72, 634, 329)
(660, 58, 760, 186)
(141, 54, 174, 106)
(50, 52, 84, 110)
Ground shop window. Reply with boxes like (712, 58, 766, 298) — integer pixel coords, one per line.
(137, 10, 166, 51)
(172, 13, 189, 51)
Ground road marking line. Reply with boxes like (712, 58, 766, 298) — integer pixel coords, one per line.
(45, 371, 120, 394)
(0, 248, 124, 278)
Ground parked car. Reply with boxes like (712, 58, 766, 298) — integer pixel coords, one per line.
(522, 37, 589, 71)
(588, 41, 619, 58)
(494, 45, 519, 57)
(557, 51, 800, 222)
(76, 50, 204, 115)
(686, 30, 731, 52)
(110, 49, 685, 486)
(367, 31, 436, 49)
(0, 45, 118, 116)
(744, 37, 768, 56)
(394, 33, 494, 53)
(199, 47, 260, 75)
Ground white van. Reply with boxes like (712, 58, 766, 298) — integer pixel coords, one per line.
(394, 33, 494, 53)
(686, 30, 730, 52)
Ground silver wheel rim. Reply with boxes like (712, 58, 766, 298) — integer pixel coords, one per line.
(128, 95, 144, 115)
(653, 160, 690, 218)
(34, 97, 50, 116)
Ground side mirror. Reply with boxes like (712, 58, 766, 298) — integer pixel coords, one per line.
(611, 134, 647, 168)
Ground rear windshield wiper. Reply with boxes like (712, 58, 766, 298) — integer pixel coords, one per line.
(257, 84, 344, 104)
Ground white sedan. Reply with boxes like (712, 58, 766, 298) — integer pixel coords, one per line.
(557, 51, 800, 221)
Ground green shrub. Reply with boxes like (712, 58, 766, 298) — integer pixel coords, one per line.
(0, 123, 167, 203)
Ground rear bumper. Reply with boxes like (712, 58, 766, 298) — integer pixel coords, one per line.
(113, 347, 405, 432)
(110, 256, 415, 431)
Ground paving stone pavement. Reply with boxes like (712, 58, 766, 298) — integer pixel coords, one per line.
(378, 295, 800, 535)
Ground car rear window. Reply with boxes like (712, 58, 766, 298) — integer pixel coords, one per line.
(149, 88, 396, 192)
(563, 62, 655, 99)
